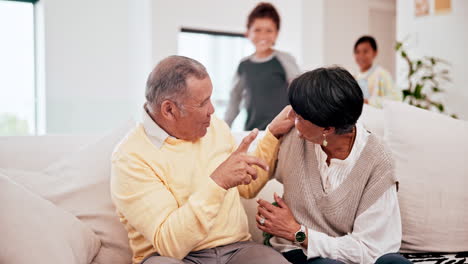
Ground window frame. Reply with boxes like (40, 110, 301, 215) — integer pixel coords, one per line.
(181, 27, 245, 38)
(0, 0, 40, 135)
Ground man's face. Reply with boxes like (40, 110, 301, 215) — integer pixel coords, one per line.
(173, 76, 215, 141)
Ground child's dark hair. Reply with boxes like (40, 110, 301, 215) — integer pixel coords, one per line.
(354, 35, 378, 52)
(247, 2, 281, 30)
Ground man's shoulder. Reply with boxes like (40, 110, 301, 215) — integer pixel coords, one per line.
(112, 124, 148, 159)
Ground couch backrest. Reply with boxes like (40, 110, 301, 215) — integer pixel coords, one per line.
(0, 135, 97, 170)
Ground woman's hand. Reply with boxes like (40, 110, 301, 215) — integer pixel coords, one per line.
(256, 193, 301, 242)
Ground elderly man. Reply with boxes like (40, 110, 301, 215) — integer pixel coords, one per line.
(111, 55, 294, 264)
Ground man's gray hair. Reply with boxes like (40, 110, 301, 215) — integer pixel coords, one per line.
(145, 55, 208, 110)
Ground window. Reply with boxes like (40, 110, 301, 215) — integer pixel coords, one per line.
(178, 28, 254, 131)
(0, 0, 37, 135)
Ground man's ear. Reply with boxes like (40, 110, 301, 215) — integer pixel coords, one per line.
(160, 100, 177, 121)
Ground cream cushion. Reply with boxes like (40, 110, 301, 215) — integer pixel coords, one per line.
(1, 121, 135, 264)
(0, 172, 101, 264)
(359, 104, 385, 138)
(383, 101, 468, 252)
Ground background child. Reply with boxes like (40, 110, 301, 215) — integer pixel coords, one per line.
(224, 2, 300, 130)
(354, 35, 402, 108)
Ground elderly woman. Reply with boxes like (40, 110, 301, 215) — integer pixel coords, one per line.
(255, 67, 411, 264)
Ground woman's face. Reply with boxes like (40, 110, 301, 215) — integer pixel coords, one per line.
(354, 42, 377, 72)
(290, 109, 325, 144)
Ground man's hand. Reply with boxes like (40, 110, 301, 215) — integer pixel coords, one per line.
(210, 129, 269, 190)
(267, 105, 295, 139)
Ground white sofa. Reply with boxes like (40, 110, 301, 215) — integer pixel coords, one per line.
(1, 101, 467, 264)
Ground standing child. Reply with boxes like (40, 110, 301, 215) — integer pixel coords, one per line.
(225, 2, 300, 130)
(354, 35, 402, 108)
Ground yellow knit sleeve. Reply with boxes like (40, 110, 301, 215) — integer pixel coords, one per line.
(237, 129, 280, 199)
(110, 153, 227, 259)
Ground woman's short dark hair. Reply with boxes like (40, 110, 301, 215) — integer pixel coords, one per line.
(288, 67, 363, 135)
(354, 35, 378, 52)
(247, 2, 281, 30)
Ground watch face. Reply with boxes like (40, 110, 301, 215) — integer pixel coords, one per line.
(295, 231, 306, 243)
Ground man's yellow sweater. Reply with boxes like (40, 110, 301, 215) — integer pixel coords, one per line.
(111, 117, 279, 264)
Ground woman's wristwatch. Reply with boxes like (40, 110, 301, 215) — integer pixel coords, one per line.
(294, 225, 307, 244)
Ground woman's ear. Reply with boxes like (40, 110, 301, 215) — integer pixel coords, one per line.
(323, 127, 335, 136)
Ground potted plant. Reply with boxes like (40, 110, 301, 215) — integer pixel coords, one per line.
(395, 41, 457, 118)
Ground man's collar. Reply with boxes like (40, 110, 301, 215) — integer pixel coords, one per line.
(142, 104, 170, 148)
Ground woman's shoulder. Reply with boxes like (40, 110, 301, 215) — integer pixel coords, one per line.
(364, 133, 394, 165)
(278, 128, 315, 157)
(281, 127, 301, 144)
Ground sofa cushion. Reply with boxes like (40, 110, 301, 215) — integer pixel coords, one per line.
(0, 172, 101, 264)
(1, 120, 135, 264)
(384, 101, 468, 252)
(358, 104, 384, 138)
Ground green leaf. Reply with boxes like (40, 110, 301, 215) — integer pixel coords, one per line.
(402, 89, 411, 100)
(432, 87, 442, 93)
(401, 51, 407, 58)
(414, 84, 423, 99)
(437, 103, 445, 112)
(395, 42, 402, 51)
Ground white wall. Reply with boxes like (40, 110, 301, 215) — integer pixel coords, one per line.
(35, 0, 400, 134)
(324, 0, 370, 72)
(302, 0, 396, 76)
(150, 0, 303, 67)
(396, 0, 468, 119)
(369, 0, 396, 77)
(301, 0, 325, 71)
(38, 0, 152, 134)
(37, 0, 303, 134)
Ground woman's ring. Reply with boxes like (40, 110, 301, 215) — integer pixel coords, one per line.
(259, 217, 266, 225)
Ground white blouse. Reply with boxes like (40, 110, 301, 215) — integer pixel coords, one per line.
(272, 123, 402, 264)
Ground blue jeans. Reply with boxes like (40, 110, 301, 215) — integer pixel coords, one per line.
(283, 249, 412, 264)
